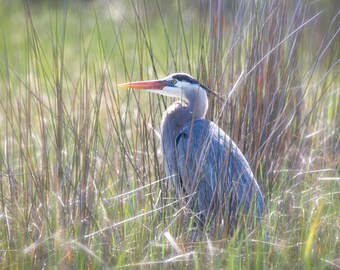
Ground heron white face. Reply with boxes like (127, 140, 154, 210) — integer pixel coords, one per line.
(151, 74, 201, 101)
(118, 73, 203, 103)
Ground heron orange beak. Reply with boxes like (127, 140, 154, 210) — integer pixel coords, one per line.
(118, 79, 168, 90)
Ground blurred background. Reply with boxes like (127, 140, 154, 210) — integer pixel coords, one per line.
(0, 0, 339, 269)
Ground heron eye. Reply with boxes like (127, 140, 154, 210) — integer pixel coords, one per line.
(171, 79, 177, 85)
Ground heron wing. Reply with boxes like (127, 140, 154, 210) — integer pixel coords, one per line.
(176, 119, 263, 221)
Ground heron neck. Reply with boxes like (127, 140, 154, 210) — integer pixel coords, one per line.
(160, 87, 208, 137)
(185, 86, 208, 120)
(160, 88, 208, 181)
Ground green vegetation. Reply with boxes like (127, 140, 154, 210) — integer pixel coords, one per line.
(0, 0, 339, 269)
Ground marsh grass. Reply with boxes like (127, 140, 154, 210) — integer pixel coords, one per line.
(0, 0, 339, 269)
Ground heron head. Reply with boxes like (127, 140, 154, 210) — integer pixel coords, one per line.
(118, 73, 210, 102)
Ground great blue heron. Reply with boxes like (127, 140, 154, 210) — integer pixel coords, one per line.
(119, 73, 263, 230)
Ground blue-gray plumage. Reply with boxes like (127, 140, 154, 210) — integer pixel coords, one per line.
(175, 120, 263, 227)
(119, 73, 263, 230)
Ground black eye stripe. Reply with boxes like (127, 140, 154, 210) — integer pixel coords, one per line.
(172, 74, 199, 85)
